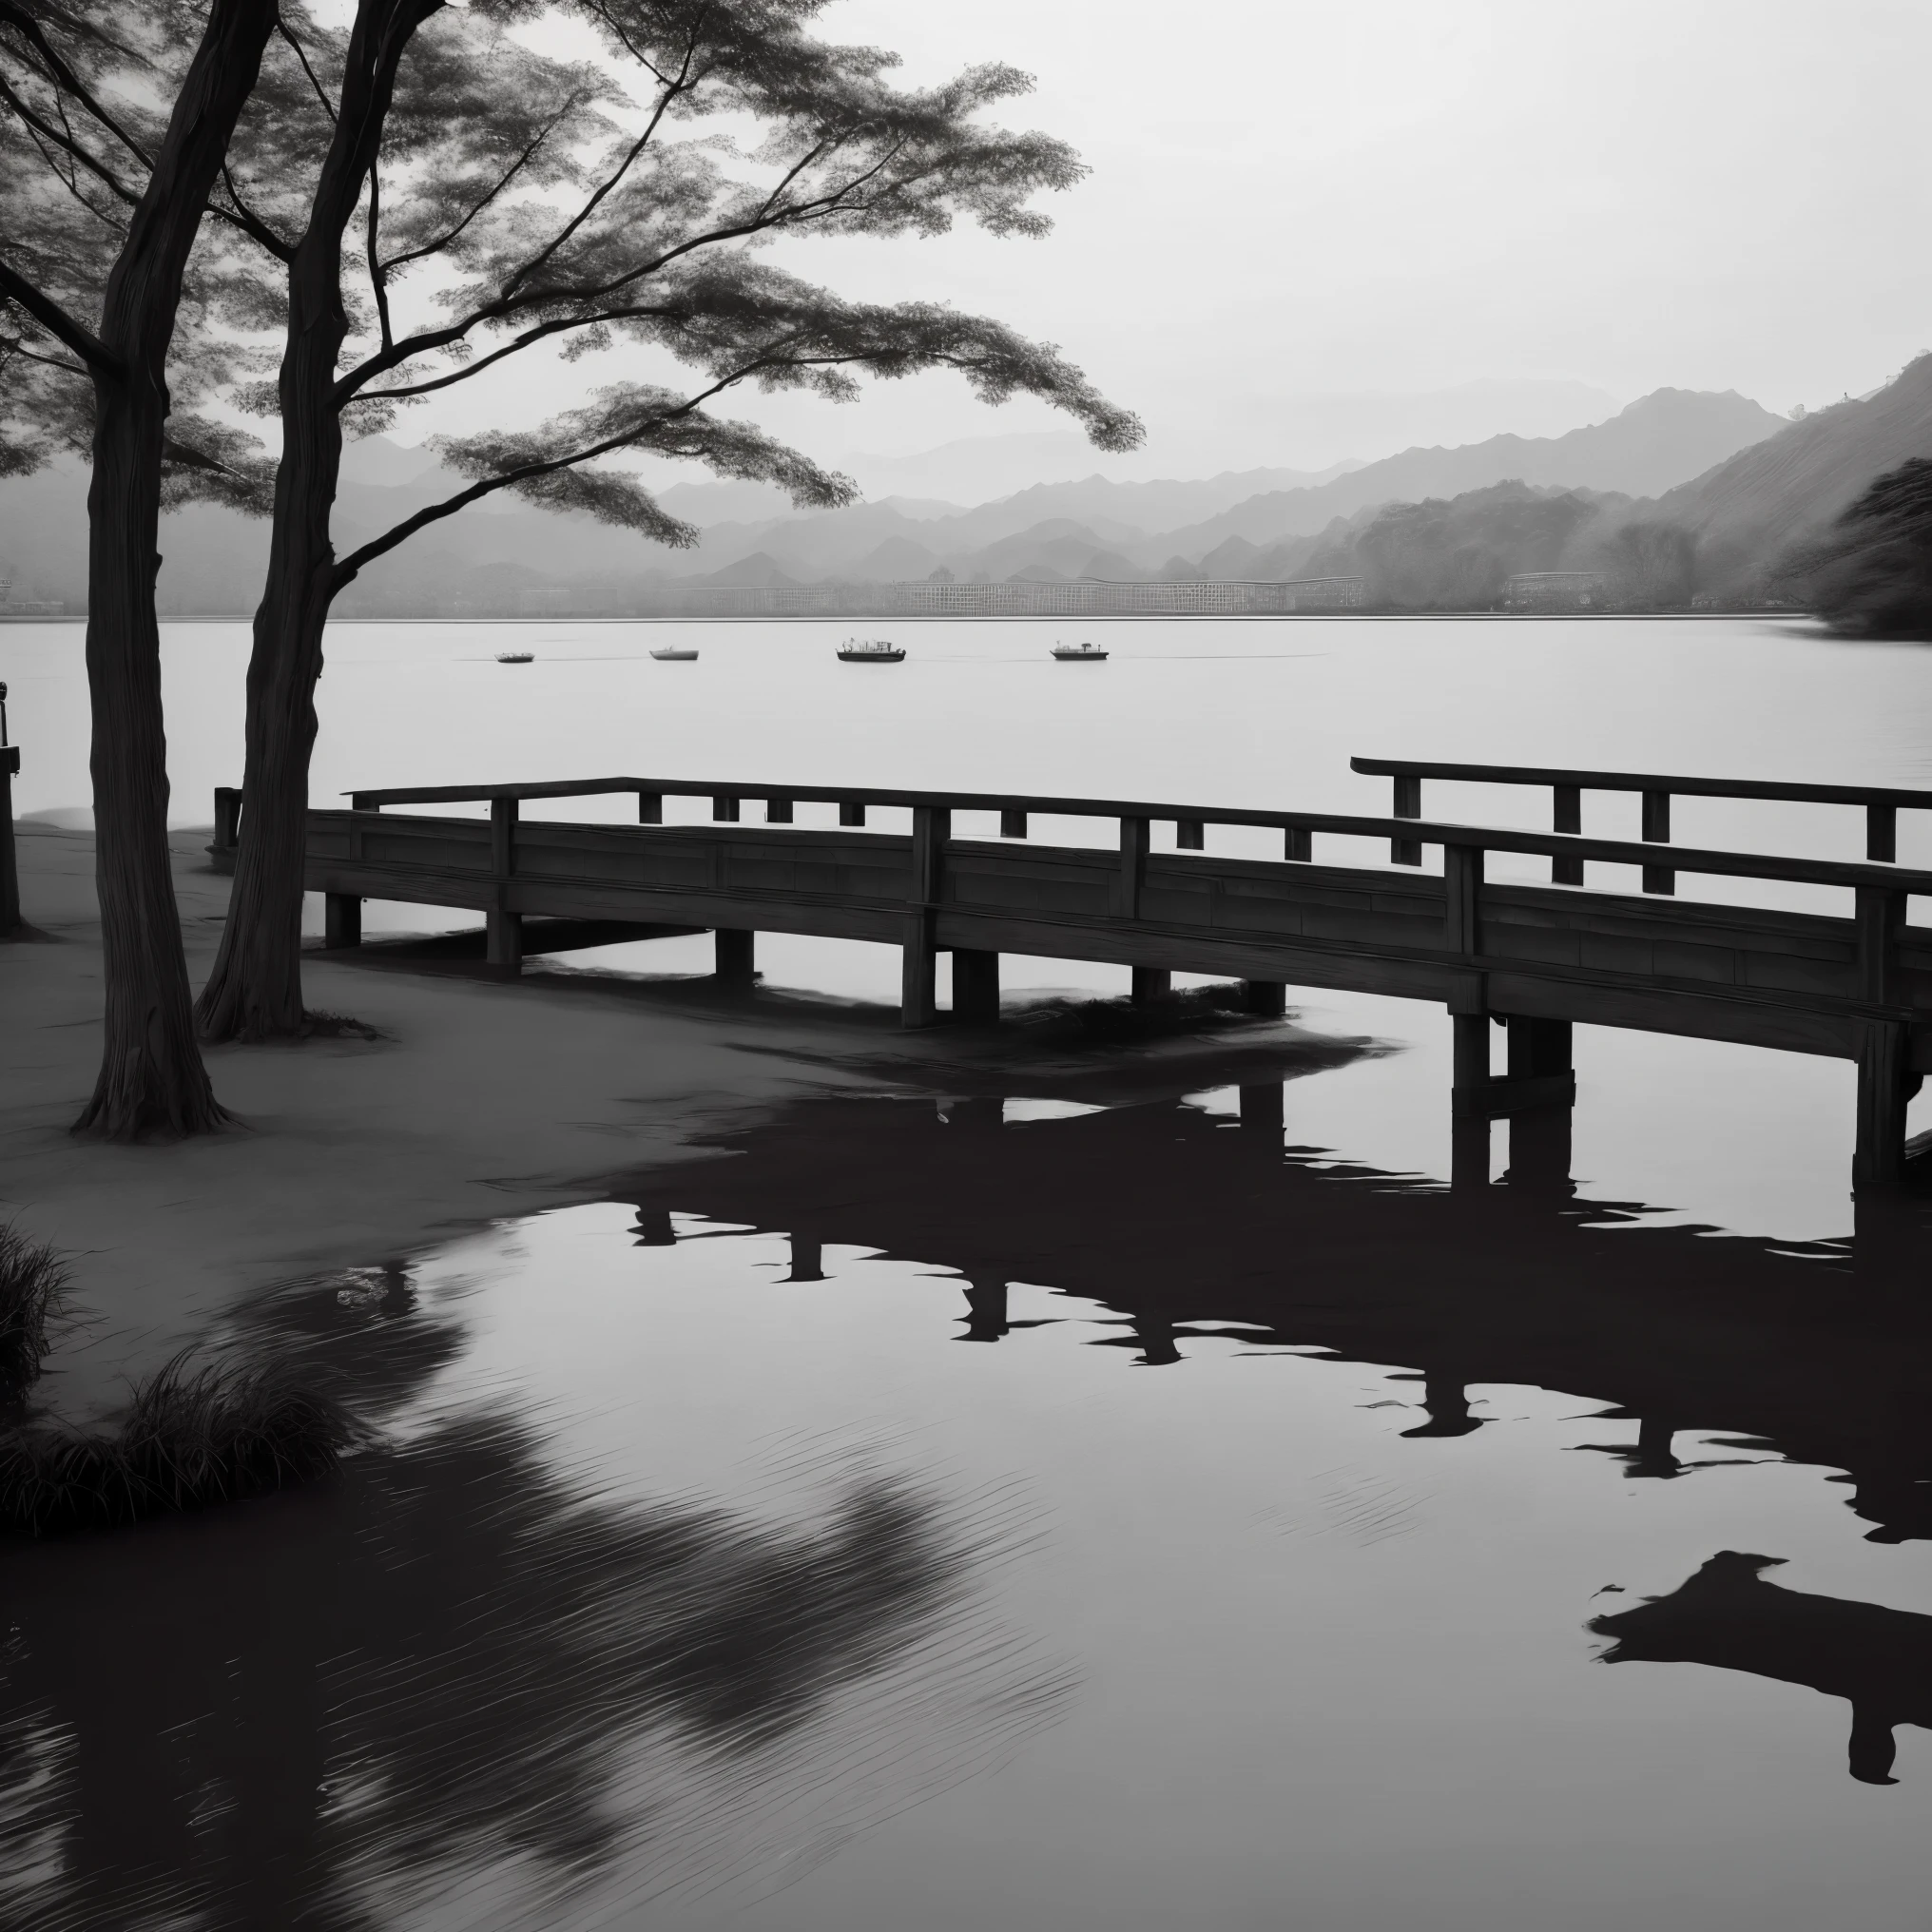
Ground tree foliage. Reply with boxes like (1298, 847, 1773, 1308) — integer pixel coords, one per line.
(190, 0, 1141, 1043)
(1787, 457, 1932, 638)
(0, 0, 292, 503)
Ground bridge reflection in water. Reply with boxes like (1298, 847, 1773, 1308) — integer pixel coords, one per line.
(623, 1075, 1932, 1787)
(629, 1086, 1932, 1546)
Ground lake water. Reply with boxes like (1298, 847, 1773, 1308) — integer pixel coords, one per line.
(4, 615, 1932, 1927)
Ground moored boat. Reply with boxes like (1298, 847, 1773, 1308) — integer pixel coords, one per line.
(650, 646, 699, 661)
(495, 651, 534, 664)
(1051, 640, 1108, 661)
(837, 637, 906, 663)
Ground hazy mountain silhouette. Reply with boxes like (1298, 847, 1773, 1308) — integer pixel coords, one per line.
(0, 386, 1800, 612)
(1153, 389, 1787, 557)
(1653, 354, 1932, 595)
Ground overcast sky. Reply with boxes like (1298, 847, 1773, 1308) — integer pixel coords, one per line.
(431, 0, 1932, 482)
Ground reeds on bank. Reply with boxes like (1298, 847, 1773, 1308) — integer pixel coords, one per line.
(0, 1223, 357, 1536)
(0, 1354, 358, 1537)
(0, 1221, 68, 1399)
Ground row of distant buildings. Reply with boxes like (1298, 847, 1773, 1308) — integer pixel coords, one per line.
(509, 572, 1645, 619)
(620, 576, 1370, 619)
(0, 577, 65, 618)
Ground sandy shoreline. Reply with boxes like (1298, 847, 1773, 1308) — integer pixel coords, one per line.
(0, 824, 1368, 1420)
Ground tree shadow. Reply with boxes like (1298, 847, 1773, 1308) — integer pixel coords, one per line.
(1592, 1552, 1932, 1784)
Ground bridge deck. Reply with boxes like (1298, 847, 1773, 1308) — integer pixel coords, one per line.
(296, 766, 1932, 1188)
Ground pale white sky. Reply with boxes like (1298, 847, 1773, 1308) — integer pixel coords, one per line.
(416, 0, 1932, 478)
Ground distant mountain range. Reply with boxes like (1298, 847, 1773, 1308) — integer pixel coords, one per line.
(9, 372, 1928, 615)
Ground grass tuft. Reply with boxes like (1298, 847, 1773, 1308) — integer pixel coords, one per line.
(1013, 980, 1265, 1046)
(0, 1353, 357, 1537)
(0, 1223, 68, 1401)
(300, 1009, 388, 1041)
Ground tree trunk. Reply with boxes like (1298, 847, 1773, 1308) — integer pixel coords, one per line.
(72, 387, 228, 1137)
(72, 0, 279, 1138)
(198, 0, 439, 1043)
(193, 516, 335, 1043)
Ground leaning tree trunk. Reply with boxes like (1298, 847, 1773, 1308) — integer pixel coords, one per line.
(198, 0, 433, 1043)
(193, 529, 336, 1042)
(193, 220, 349, 1045)
(72, 0, 279, 1137)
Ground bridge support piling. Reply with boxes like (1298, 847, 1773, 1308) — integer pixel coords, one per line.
(324, 894, 362, 949)
(486, 909, 522, 973)
(1131, 967, 1170, 1004)
(1451, 1116, 1491, 1191)
(953, 947, 1000, 1023)
(1508, 1016, 1573, 1083)
(901, 916, 938, 1027)
(1855, 1019, 1913, 1188)
(1243, 980, 1287, 1017)
(715, 927, 755, 988)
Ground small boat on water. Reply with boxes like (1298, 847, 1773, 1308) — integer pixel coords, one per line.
(650, 646, 699, 661)
(495, 651, 533, 664)
(838, 637, 905, 663)
(1052, 640, 1108, 661)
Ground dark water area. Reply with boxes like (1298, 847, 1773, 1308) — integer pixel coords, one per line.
(7, 1021, 1932, 1929)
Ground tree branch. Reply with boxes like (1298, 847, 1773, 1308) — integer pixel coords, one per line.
(0, 0, 154, 167)
(366, 159, 392, 349)
(377, 106, 571, 276)
(0, 68, 141, 204)
(276, 15, 337, 122)
(496, 38, 696, 303)
(0, 257, 116, 374)
(211, 162, 297, 261)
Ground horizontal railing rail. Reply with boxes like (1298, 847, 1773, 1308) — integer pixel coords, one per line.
(329, 778, 1932, 898)
(1348, 756, 1932, 811)
(1351, 754, 1930, 882)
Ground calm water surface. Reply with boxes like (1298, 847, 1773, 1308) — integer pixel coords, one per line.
(4, 616, 1932, 1925)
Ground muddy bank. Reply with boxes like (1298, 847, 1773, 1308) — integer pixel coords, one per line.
(0, 824, 1371, 1418)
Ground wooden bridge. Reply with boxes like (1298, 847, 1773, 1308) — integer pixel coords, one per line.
(280, 758, 1932, 1188)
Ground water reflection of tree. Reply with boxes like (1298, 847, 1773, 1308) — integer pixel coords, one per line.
(0, 1279, 1068, 1930)
(1593, 1552, 1932, 1785)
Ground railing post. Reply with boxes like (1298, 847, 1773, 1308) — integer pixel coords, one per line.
(1114, 816, 1150, 918)
(766, 798, 794, 823)
(1392, 775, 1421, 866)
(637, 791, 663, 824)
(1641, 789, 1674, 895)
(712, 795, 740, 822)
(1444, 842, 1483, 956)
(0, 741, 19, 937)
(901, 805, 949, 1028)
(1553, 783, 1583, 885)
(1130, 967, 1170, 1003)
(1867, 803, 1898, 862)
(487, 796, 521, 972)
(1000, 808, 1029, 839)
(840, 801, 867, 827)
(1176, 818, 1205, 851)
(1285, 825, 1312, 861)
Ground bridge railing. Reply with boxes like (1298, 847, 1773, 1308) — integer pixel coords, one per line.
(1351, 756, 1932, 893)
(334, 774, 1932, 908)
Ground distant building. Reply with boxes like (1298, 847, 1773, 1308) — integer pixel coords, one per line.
(1273, 576, 1365, 610)
(1502, 570, 1606, 611)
